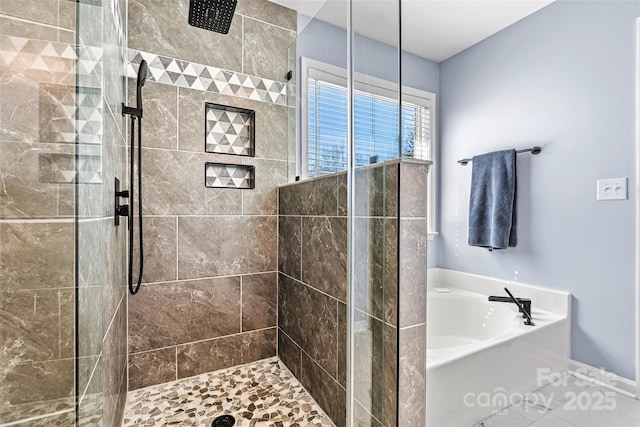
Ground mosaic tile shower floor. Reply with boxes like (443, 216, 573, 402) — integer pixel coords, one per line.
(122, 357, 336, 426)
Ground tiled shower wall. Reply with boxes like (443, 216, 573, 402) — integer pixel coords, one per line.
(278, 159, 429, 427)
(126, 0, 296, 389)
(0, 0, 129, 426)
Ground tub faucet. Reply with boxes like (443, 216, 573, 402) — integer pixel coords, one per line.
(488, 287, 535, 326)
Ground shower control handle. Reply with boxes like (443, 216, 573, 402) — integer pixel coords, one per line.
(114, 177, 130, 227)
(116, 204, 129, 218)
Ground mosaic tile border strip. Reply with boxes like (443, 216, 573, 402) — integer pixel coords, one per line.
(127, 49, 288, 106)
(122, 357, 336, 427)
(0, 36, 103, 77)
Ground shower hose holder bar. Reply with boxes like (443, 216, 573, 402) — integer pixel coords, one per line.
(122, 104, 143, 118)
(458, 146, 541, 165)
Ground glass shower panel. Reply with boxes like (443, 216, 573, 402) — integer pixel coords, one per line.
(0, 1, 78, 424)
(75, 0, 105, 423)
(287, 41, 296, 182)
(348, 1, 401, 426)
(76, 0, 128, 424)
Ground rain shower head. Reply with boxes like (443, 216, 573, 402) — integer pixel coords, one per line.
(136, 60, 148, 110)
(188, 0, 237, 34)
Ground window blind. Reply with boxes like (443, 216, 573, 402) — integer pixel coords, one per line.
(307, 78, 431, 177)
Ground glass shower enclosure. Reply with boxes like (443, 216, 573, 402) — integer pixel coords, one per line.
(294, 0, 429, 425)
(0, 0, 128, 425)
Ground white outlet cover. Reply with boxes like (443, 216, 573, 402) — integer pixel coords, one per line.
(597, 178, 628, 201)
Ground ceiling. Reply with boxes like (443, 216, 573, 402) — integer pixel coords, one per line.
(269, 0, 555, 63)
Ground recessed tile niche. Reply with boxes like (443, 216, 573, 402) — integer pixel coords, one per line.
(205, 163, 255, 190)
(205, 103, 255, 156)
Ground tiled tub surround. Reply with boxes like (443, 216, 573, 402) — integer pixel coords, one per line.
(1, 0, 129, 426)
(126, 0, 296, 391)
(123, 357, 335, 426)
(277, 159, 431, 427)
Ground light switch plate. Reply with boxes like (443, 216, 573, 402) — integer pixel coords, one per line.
(597, 178, 628, 200)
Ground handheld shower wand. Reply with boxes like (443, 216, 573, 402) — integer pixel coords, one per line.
(121, 60, 148, 295)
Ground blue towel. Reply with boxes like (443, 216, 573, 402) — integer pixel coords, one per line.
(468, 149, 517, 250)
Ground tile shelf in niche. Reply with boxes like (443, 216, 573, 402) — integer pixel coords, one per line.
(205, 102, 255, 156)
(205, 163, 255, 190)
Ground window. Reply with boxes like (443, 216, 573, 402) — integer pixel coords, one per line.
(301, 58, 437, 236)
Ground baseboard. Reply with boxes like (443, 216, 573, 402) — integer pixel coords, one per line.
(569, 359, 638, 398)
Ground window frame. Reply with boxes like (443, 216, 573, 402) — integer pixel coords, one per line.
(300, 57, 438, 237)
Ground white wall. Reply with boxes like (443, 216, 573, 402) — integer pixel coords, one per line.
(437, 0, 639, 380)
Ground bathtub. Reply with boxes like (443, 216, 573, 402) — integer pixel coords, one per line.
(426, 269, 571, 427)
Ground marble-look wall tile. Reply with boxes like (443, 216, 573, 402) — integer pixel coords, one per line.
(399, 161, 429, 217)
(113, 369, 128, 427)
(337, 302, 347, 387)
(279, 176, 338, 216)
(141, 148, 242, 215)
(0, 222, 74, 291)
(178, 86, 289, 161)
(128, 0, 242, 72)
(77, 281, 103, 357)
(1, 359, 74, 424)
(1, 289, 62, 363)
(398, 325, 426, 427)
(134, 216, 177, 284)
(278, 274, 337, 377)
(242, 158, 288, 215)
(102, 14, 127, 124)
(16, 410, 76, 426)
(353, 163, 398, 218)
(78, 390, 104, 427)
(76, 0, 103, 48)
(78, 356, 101, 398)
(101, 113, 126, 218)
(242, 272, 277, 331)
(301, 216, 347, 302)
(102, 218, 126, 339)
(0, 1, 58, 26)
(59, 288, 74, 359)
(0, 70, 40, 142)
(178, 216, 276, 279)
(353, 217, 397, 323)
(300, 351, 346, 427)
(352, 311, 396, 427)
(398, 218, 427, 328)
(128, 348, 176, 390)
(354, 400, 383, 427)
(103, 299, 128, 427)
(243, 17, 295, 82)
(235, 0, 296, 31)
(287, 107, 296, 180)
(0, 16, 59, 41)
(58, 0, 76, 31)
(278, 215, 301, 280)
(128, 79, 177, 150)
(177, 327, 276, 379)
(0, 141, 74, 218)
(129, 277, 241, 352)
(337, 174, 347, 216)
(77, 219, 103, 288)
(277, 329, 301, 379)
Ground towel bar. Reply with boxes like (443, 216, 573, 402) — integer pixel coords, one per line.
(458, 146, 541, 165)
